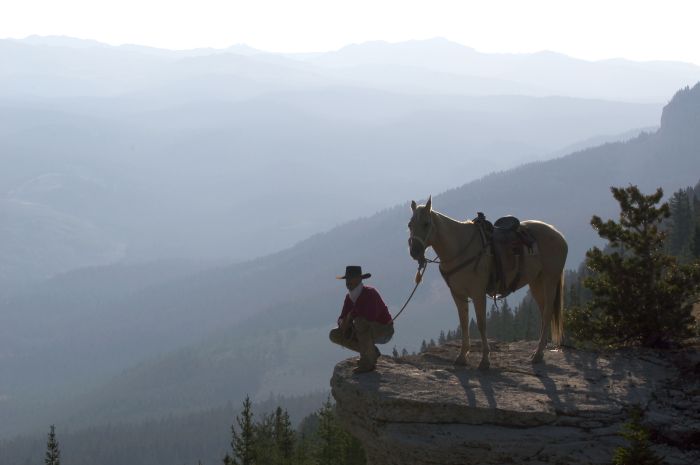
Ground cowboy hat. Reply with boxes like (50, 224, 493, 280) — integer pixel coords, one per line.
(336, 265, 371, 280)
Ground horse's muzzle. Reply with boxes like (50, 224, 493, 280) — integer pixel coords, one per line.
(408, 237, 426, 261)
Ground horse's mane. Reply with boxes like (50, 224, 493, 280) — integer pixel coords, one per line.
(431, 209, 472, 225)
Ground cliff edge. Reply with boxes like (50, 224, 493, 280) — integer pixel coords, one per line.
(331, 340, 700, 465)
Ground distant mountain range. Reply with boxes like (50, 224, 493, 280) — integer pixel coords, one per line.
(2, 35, 671, 287)
(2, 82, 699, 440)
(5, 36, 700, 101)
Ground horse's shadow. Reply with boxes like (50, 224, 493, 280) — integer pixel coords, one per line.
(447, 351, 578, 413)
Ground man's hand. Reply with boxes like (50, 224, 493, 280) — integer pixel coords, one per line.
(338, 314, 354, 337)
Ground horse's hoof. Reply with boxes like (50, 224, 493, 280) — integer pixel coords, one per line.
(478, 359, 490, 371)
(454, 353, 469, 366)
(530, 351, 544, 364)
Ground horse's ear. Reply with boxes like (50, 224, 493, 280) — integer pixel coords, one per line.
(411, 200, 417, 211)
(425, 195, 432, 212)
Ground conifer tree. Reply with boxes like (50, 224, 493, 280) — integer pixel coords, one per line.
(668, 188, 695, 260)
(228, 395, 256, 465)
(253, 412, 276, 465)
(573, 185, 700, 347)
(488, 304, 502, 340)
(315, 397, 346, 465)
(521, 296, 540, 341)
(391, 346, 399, 358)
(500, 299, 515, 341)
(273, 407, 295, 465)
(691, 225, 700, 259)
(314, 397, 365, 465)
(292, 432, 311, 465)
(45, 425, 61, 465)
(612, 407, 665, 465)
(468, 319, 478, 339)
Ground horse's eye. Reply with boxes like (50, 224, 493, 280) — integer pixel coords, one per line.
(423, 221, 430, 227)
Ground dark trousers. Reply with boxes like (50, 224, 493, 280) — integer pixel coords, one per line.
(329, 317, 394, 367)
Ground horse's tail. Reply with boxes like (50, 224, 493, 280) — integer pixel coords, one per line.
(551, 271, 564, 346)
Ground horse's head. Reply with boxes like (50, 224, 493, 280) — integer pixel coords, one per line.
(408, 196, 433, 264)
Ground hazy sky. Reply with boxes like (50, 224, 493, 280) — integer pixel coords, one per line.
(3, 0, 700, 64)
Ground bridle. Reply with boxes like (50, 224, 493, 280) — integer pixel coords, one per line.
(408, 212, 434, 264)
(409, 214, 489, 281)
(400, 207, 496, 322)
(397, 211, 487, 321)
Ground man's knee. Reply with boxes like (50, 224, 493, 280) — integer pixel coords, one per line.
(374, 324, 394, 344)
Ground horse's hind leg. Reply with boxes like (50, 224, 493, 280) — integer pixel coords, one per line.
(473, 293, 490, 370)
(529, 275, 553, 364)
(451, 292, 470, 365)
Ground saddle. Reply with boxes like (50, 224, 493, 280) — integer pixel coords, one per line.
(473, 212, 536, 297)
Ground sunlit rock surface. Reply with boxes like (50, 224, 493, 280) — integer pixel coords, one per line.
(331, 340, 700, 465)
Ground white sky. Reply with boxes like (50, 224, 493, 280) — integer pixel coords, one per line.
(2, 0, 700, 64)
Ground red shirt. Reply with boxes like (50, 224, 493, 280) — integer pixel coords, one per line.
(338, 285, 392, 325)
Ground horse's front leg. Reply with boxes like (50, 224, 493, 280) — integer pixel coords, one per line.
(472, 293, 490, 371)
(451, 292, 470, 365)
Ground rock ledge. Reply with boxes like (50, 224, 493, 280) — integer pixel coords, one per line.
(331, 340, 700, 465)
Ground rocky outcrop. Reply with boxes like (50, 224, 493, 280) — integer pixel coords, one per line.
(331, 340, 700, 465)
(659, 82, 700, 138)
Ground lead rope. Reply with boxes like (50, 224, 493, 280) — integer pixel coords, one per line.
(391, 261, 429, 323)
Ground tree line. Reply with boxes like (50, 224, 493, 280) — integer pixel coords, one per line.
(41, 396, 365, 465)
(409, 295, 542, 355)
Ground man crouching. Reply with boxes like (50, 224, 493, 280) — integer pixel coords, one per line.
(329, 266, 394, 373)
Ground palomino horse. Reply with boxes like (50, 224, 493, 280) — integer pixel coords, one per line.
(408, 197, 568, 369)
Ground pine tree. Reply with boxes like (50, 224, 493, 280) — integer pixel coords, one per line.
(45, 425, 61, 465)
(253, 412, 277, 465)
(573, 185, 700, 347)
(500, 299, 515, 341)
(314, 397, 365, 465)
(438, 330, 446, 345)
(400, 348, 408, 357)
(691, 225, 700, 259)
(228, 395, 256, 465)
(391, 346, 399, 358)
(667, 188, 694, 260)
(420, 339, 428, 352)
(315, 397, 347, 465)
(517, 294, 541, 341)
(292, 432, 311, 465)
(273, 407, 295, 465)
(488, 304, 502, 340)
(468, 319, 478, 340)
(612, 407, 665, 465)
